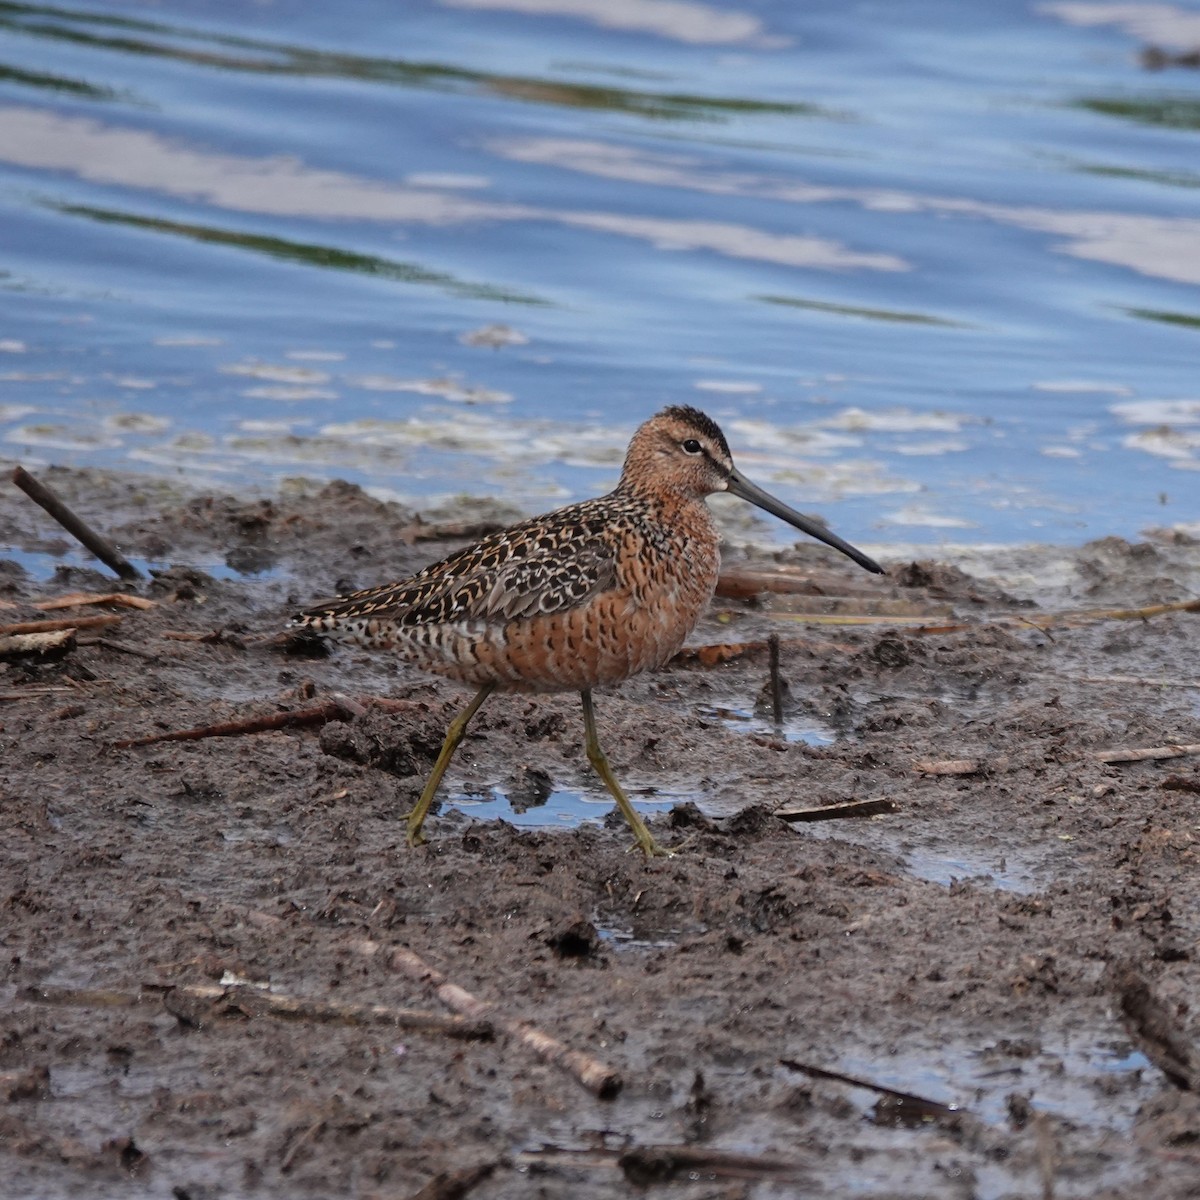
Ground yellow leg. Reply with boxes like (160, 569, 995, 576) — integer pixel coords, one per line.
(406, 683, 495, 848)
(580, 689, 671, 858)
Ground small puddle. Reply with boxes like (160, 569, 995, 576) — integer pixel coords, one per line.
(829, 1032, 1152, 1135)
(0, 544, 284, 583)
(443, 785, 683, 830)
(594, 922, 681, 951)
(695, 701, 835, 746)
(903, 847, 1043, 894)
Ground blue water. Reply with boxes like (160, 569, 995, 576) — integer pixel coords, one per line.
(1, 0, 1198, 546)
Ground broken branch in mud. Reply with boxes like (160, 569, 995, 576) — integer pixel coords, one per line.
(10, 466, 143, 581)
(0, 685, 78, 702)
(775, 798, 899, 823)
(672, 633, 853, 668)
(1096, 743, 1200, 765)
(515, 1145, 807, 1185)
(78, 636, 159, 662)
(767, 633, 784, 725)
(111, 694, 420, 748)
(780, 1058, 965, 1127)
(1108, 964, 1200, 1091)
(409, 1161, 500, 1200)
(111, 697, 367, 748)
(34, 591, 156, 612)
(716, 563, 830, 599)
(21, 982, 491, 1039)
(1072, 674, 1200, 689)
(0, 628, 76, 662)
(0, 614, 122, 635)
(618, 1144, 808, 1185)
(354, 940, 622, 1100)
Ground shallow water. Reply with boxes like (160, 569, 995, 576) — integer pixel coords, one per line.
(1, 0, 1199, 546)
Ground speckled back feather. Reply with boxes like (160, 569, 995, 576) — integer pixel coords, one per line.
(301, 502, 622, 629)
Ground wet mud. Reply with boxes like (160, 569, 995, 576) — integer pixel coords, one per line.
(2, 467, 1199, 1199)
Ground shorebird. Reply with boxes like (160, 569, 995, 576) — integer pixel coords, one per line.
(296, 406, 884, 856)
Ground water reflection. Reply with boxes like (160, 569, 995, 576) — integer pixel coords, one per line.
(0, 1, 805, 119)
(440, 0, 772, 46)
(0, 107, 903, 272)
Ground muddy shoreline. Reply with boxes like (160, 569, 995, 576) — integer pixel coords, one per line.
(2, 465, 1199, 1199)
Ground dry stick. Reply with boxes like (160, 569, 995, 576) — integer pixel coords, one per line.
(1108, 964, 1200, 1091)
(34, 591, 156, 611)
(110, 695, 416, 749)
(0, 629, 75, 660)
(672, 634, 852, 668)
(780, 1058, 963, 1124)
(111, 698, 361, 749)
(767, 633, 784, 726)
(1080, 598, 1200, 621)
(0, 686, 77, 701)
(618, 1145, 808, 1185)
(280, 1116, 327, 1174)
(1071, 674, 1200, 689)
(1096, 743, 1200, 765)
(776, 798, 898, 823)
(409, 1162, 500, 1200)
(513, 1146, 807, 1184)
(22, 982, 489, 1039)
(355, 940, 622, 1099)
(11, 466, 142, 581)
(86, 636, 159, 661)
(0, 615, 121, 635)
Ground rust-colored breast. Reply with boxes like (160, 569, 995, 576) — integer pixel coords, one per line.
(302, 494, 720, 696)
(431, 500, 719, 692)
(296, 489, 722, 694)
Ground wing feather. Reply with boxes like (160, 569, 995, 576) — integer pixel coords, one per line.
(298, 523, 618, 628)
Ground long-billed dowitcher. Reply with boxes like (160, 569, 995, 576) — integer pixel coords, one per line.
(295, 406, 884, 856)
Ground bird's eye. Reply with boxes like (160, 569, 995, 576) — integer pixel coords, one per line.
(681, 438, 703, 455)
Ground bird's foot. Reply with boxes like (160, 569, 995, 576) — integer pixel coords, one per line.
(627, 833, 677, 858)
(400, 811, 429, 849)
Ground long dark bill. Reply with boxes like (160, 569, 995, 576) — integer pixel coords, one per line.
(725, 466, 885, 575)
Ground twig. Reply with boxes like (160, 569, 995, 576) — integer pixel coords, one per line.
(1075, 598, 1200, 621)
(767, 633, 783, 725)
(515, 1145, 806, 1184)
(354, 940, 622, 1099)
(913, 758, 981, 776)
(0, 686, 77, 702)
(0, 615, 121, 635)
(408, 518, 509, 544)
(281, 1116, 326, 1174)
(1070, 674, 1200, 689)
(775, 798, 898, 823)
(0, 629, 75, 661)
(672, 634, 853, 667)
(1096, 743, 1200, 765)
(22, 982, 490, 1039)
(87, 637, 159, 661)
(716, 564, 826, 599)
(409, 1162, 499, 1200)
(768, 613, 971, 629)
(10, 466, 142, 580)
(34, 591, 156, 611)
(1108, 964, 1200, 1090)
(780, 1058, 963, 1125)
(618, 1145, 808, 1185)
(112, 698, 363, 749)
